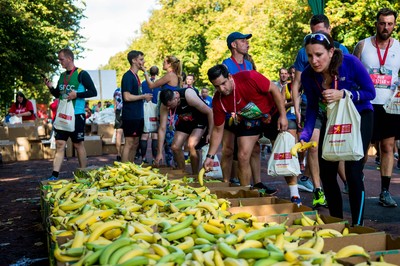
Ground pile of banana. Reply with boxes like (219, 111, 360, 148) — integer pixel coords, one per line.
(42, 162, 393, 265)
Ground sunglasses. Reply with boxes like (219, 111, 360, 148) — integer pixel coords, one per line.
(304, 33, 331, 45)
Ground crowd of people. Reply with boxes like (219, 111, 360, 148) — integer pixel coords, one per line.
(27, 7, 399, 227)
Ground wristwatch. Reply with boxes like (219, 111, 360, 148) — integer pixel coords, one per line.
(206, 154, 215, 159)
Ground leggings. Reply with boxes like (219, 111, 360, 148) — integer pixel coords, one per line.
(319, 110, 373, 226)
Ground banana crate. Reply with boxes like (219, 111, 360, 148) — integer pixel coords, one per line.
(211, 186, 262, 199)
(228, 202, 312, 217)
(338, 251, 400, 265)
(228, 197, 290, 207)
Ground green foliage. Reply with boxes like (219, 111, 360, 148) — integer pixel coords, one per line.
(0, 0, 85, 117)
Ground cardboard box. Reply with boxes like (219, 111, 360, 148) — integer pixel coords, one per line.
(228, 203, 312, 216)
(29, 140, 44, 160)
(0, 140, 15, 162)
(84, 135, 102, 156)
(102, 143, 117, 155)
(213, 186, 262, 199)
(322, 232, 397, 253)
(0, 126, 8, 140)
(228, 197, 290, 207)
(97, 124, 115, 138)
(7, 123, 39, 140)
(41, 140, 55, 159)
(339, 252, 400, 266)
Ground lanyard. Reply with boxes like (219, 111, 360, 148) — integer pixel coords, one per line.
(230, 56, 246, 72)
(63, 67, 76, 87)
(375, 38, 391, 67)
(219, 79, 237, 124)
(130, 69, 141, 87)
(314, 75, 338, 92)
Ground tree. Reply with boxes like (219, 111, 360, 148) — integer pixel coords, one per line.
(0, 0, 85, 117)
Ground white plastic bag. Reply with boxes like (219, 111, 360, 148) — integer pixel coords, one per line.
(9, 116, 22, 124)
(383, 90, 400, 115)
(111, 129, 117, 144)
(201, 144, 223, 179)
(267, 132, 301, 176)
(143, 101, 158, 133)
(53, 99, 75, 132)
(322, 91, 364, 161)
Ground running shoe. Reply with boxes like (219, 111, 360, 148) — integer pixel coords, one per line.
(48, 175, 58, 181)
(229, 178, 241, 186)
(116, 155, 121, 162)
(298, 176, 314, 193)
(185, 158, 191, 164)
(379, 190, 397, 207)
(291, 196, 302, 207)
(253, 182, 278, 195)
(313, 188, 328, 208)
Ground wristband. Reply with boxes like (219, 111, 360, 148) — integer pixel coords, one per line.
(206, 154, 215, 159)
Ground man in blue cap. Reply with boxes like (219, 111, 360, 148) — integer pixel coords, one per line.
(222, 32, 253, 74)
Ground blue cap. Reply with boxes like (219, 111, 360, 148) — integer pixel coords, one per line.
(227, 32, 252, 49)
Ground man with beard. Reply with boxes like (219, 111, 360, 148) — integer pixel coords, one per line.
(354, 8, 400, 207)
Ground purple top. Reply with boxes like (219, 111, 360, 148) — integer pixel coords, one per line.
(299, 54, 376, 142)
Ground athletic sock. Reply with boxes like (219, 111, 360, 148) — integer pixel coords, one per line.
(151, 139, 158, 158)
(381, 176, 391, 191)
(51, 171, 59, 178)
(289, 184, 300, 198)
(140, 140, 147, 158)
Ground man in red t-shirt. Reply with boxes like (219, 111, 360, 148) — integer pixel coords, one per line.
(204, 64, 287, 186)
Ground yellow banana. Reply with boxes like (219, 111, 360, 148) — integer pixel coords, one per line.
(151, 243, 170, 257)
(290, 143, 302, 157)
(195, 224, 217, 243)
(59, 197, 89, 211)
(235, 240, 263, 251)
(334, 244, 370, 259)
(203, 223, 225, 235)
(87, 220, 125, 242)
(283, 249, 299, 263)
(197, 201, 218, 218)
(176, 236, 195, 251)
(214, 249, 224, 266)
(316, 228, 343, 238)
(203, 250, 215, 266)
(315, 212, 325, 225)
(54, 183, 74, 200)
(78, 209, 115, 230)
(53, 244, 79, 263)
(198, 168, 206, 186)
(229, 212, 253, 221)
(312, 234, 325, 253)
(70, 230, 85, 248)
(103, 228, 122, 240)
(192, 249, 205, 264)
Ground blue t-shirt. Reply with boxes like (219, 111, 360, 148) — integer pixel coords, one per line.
(202, 95, 213, 108)
(142, 78, 161, 104)
(121, 70, 143, 120)
(222, 57, 253, 74)
(299, 54, 376, 142)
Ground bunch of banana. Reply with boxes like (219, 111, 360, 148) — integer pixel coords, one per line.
(290, 141, 318, 157)
(46, 161, 377, 266)
(292, 212, 325, 227)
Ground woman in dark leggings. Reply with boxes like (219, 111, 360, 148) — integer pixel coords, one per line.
(298, 32, 375, 226)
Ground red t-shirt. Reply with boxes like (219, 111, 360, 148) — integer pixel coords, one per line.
(9, 100, 36, 121)
(49, 99, 59, 121)
(213, 70, 275, 126)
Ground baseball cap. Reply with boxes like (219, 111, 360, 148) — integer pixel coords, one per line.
(227, 32, 252, 49)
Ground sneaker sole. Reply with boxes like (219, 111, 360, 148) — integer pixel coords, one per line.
(298, 184, 313, 193)
(379, 201, 398, 207)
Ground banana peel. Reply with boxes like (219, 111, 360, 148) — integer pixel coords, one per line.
(290, 141, 318, 157)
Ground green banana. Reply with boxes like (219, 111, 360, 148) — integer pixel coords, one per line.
(61, 247, 85, 257)
(107, 244, 135, 265)
(253, 257, 280, 266)
(217, 242, 239, 258)
(99, 237, 131, 265)
(166, 214, 194, 233)
(243, 225, 286, 241)
(163, 226, 193, 241)
(195, 224, 217, 243)
(237, 247, 270, 259)
(81, 248, 103, 266)
(118, 256, 149, 266)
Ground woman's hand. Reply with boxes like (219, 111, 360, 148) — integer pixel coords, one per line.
(322, 89, 341, 103)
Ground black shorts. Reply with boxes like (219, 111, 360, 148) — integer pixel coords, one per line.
(54, 114, 85, 143)
(175, 118, 207, 134)
(372, 104, 400, 141)
(261, 113, 279, 141)
(122, 119, 144, 137)
(114, 109, 122, 129)
(224, 117, 263, 137)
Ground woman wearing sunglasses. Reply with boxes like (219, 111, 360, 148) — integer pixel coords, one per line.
(299, 31, 376, 226)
